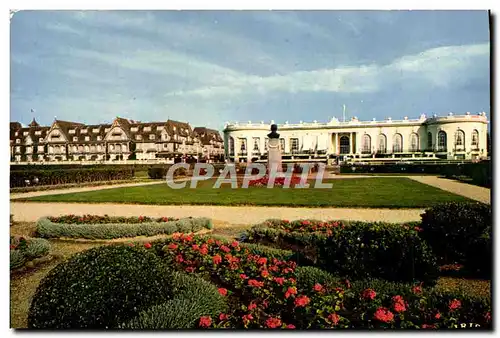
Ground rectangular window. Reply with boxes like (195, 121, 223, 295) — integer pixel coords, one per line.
(97, 136, 102, 141)
(93, 128, 100, 133)
(16, 139, 20, 144)
(81, 129, 87, 134)
(144, 127, 151, 132)
(290, 138, 299, 152)
(69, 129, 75, 134)
(38, 146, 44, 152)
(136, 135, 142, 140)
(149, 134, 155, 140)
(280, 138, 285, 151)
(35, 130, 41, 135)
(131, 127, 138, 132)
(157, 126, 164, 131)
(23, 131, 29, 136)
(253, 137, 260, 151)
(73, 137, 78, 142)
(85, 136, 90, 141)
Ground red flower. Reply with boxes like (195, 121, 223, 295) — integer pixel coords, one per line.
(412, 285, 422, 294)
(185, 267, 195, 273)
(328, 313, 340, 325)
(268, 265, 279, 272)
(248, 279, 264, 288)
(265, 317, 282, 329)
(200, 247, 208, 255)
(218, 288, 228, 296)
(362, 288, 377, 300)
(248, 302, 257, 311)
(261, 270, 269, 278)
(301, 220, 311, 226)
(138, 216, 144, 221)
(10, 244, 16, 250)
(414, 226, 423, 232)
(162, 217, 169, 222)
(240, 273, 248, 279)
(257, 257, 267, 265)
(272, 277, 285, 285)
(294, 295, 310, 307)
(373, 307, 394, 323)
(262, 300, 269, 309)
(185, 235, 193, 242)
(485, 312, 491, 322)
(212, 254, 222, 265)
(168, 243, 178, 250)
(313, 283, 324, 292)
(199, 316, 212, 328)
(144, 243, 152, 249)
(192, 244, 200, 251)
(242, 314, 254, 325)
(215, 240, 222, 246)
(449, 299, 461, 311)
(285, 286, 297, 298)
(128, 243, 134, 247)
(220, 245, 231, 253)
(286, 324, 295, 329)
(231, 241, 239, 248)
(422, 324, 436, 329)
(219, 313, 229, 321)
(394, 301, 406, 313)
(176, 254, 184, 263)
(435, 312, 441, 320)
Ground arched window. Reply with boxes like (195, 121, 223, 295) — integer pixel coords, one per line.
(471, 129, 479, 148)
(362, 134, 371, 154)
(409, 133, 419, 152)
(455, 129, 465, 149)
(393, 133, 403, 153)
(85, 145, 90, 152)
(438, 131, 447, 151)
(427, 132, 433, 150)
(79, 145, 84, 152)
(253, 137, 260, 151)
(378, 134, 387, 153)
(339, 136, 350, 154)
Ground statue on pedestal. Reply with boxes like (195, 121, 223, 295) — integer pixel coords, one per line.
(267, 124, 282, 174)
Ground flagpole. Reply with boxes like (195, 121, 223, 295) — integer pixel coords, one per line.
(343, 104, 346, 122)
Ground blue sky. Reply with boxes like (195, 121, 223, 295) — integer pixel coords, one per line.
(10, 10, 490, 130)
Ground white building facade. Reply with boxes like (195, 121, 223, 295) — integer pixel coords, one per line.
(223, 112, 489, 162)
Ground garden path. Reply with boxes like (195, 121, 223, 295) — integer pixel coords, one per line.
(10, 202, 424, 224)
(407, 176, 490, 204)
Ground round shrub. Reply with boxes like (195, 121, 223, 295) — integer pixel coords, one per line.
(24, 238, 51, 260)
(123, 271, 227, 329)
(10, 250, 25, 270)
(296, 266, 340, 291)
(420, 202, 492, 277)
(28, 245, 174, 329)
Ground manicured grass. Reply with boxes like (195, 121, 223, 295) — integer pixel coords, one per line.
(21, 177, 472, 208)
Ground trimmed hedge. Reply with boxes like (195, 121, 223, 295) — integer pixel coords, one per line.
(10, 236, 51, 270)
(148, 166, 187, 179)
(244, 220, 439, 285)
(35, 217, 213, 239)
(47, 214, 178, 224)
(28, 245, 174, 329)
(123, 271, 227, 329)
(420, 202, 492, 278)
(296, 266, 340, 291)
(10, 167, 134, 187)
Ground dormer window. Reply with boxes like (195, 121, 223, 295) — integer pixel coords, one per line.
(97, 136, 102, 141)
(131, 127, 138, 132)
(73, 137, 78, 142)
(39, 138, 43, 142)
(15, 131, 18, 136)
(144, 126, 151, 132)
(149, 134, 155, 140)
(136, 135, 142, 140)
(23, 131, 29, 136)
(173, 126, 176, 132)
(157, 126, 164, 131)
(69, 129, 75, 134)
(105, 128, 110, 133)
(85, 136, 90, 141)
(35, 130, 41, 135)
(16, 139, 20, 144)
(93, 128, 99, 133)
(81, 129, 87, 134)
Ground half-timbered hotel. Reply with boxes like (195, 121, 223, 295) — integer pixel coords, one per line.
(10, 117, 224, 163)
(223, 112, 489, 163)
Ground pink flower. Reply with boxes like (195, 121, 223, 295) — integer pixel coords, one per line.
(199, 316, 212, 328)
(248, 279, 264, 288)
(313, 283, 324, 292)
(240, 273, 248, 279)
(265, 317, 282, 329)
(248, 302, 257, 311)
(219, 313, 229, 321)
(242, 314, 254, 325)
(328, 313, 340, 325)
(362, 288, 377, 300)
(412, 285, 422, 294)
(212, 254, 222, 265)
(285, 286, 297, 298)
(192, 244, 200, 251)
(185, 267, 195, 273)
(231, 241, 239, 248)
(220, 245, 231, 253)
(294, 295, 310, 307)
(422, 324, 436, 329)
(285, 324, 295, 329)
(144, 243, 152, 249)
(167, 243, 178, 250)
(435, 312, 441, 320)
(261, 270, 269, 278)
(218, 288, 228, 296)
(373, 307, 394, 323)
(449, 299, 461, 311)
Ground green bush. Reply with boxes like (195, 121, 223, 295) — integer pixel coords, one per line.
(123, 271, 227, 329)
(296, 266, 340, 291)
(23, 238, 51, 260)
(10, 250, 25, 270)
(10, 167, 135, 188)
(244, 221, 439, 285)
(420, 202, 492, 278)
(28, 245, 173, 329)
(10, 214, 14, 227)
(35, 217, 212, 239)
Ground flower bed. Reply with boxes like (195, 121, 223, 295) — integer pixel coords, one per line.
(36, 217, 212, 239)
(241, 220, 438, 285)
(248, 175, 303, 187)
(47, 214, 179, 224)
(148, 234, 490, 329)
(10, 236, 51, 270)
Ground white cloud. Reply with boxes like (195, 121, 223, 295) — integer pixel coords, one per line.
(162, 42, 489, 99)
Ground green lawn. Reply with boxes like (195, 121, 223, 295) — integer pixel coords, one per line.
(20, 177, 473, 208)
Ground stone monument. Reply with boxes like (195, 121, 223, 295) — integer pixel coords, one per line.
(267, 124, 282, 174)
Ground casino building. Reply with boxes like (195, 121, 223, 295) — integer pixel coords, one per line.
(223, 112, 489, 163)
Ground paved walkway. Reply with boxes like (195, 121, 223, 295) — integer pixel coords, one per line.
(10, 202, 424, 224)
(407, 176, 490, 204)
